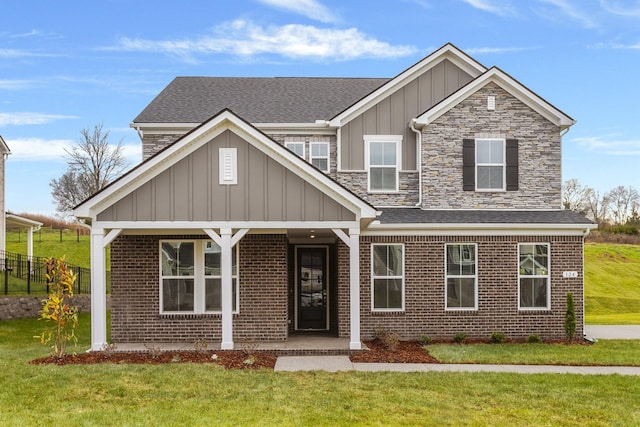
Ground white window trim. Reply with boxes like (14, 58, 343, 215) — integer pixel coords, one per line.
(364, 135, 402, 193)
(309, 141, 330, 173)
(159, 240, 239, 315)
(475, 138, 505, 192)
(370, 243, 405, 312)
(285, 141, 305, 159)
(517, 243, 550, 310)
(444, 243, 478, 311)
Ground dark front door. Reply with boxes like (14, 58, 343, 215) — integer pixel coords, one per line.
(297, 247, 328, 330)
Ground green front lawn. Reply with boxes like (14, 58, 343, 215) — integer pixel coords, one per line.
(1, 315, 640, 425)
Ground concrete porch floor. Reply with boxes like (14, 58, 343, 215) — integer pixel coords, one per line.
(110, 334, 360, 355)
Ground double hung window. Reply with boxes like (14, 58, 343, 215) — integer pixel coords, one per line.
(310, 142, 330, 172)
(371, 244, 404, 311)
(285, 142, 305, 158)
(476, 138, 505, 190)
(366, 135, 401, 192)
(518, 243, 550, 309)
(161, 240, 238, 314)
(445, 244, 477, 309)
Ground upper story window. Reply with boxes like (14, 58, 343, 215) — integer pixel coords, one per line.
(476, 138, 505, 190)
(365, 135, 402, 192)
(285, 142, 305, 159)
(463, 138, 518, 192)
(310, 142, 330, 173)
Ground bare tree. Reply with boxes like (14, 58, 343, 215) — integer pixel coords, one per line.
(584, 188, 609, 225)
(50, 124, 128, 215)
(562, 179, 590, 213)
(607, 185, 640, 225)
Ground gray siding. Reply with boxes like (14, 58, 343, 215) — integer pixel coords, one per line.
(97, 130, 356, 222)
(422, 82, 562, 209)
(340, 59, 474, 171)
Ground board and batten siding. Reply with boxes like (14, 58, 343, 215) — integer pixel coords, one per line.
(340, 59, 474, 171)
(97, 130, 356, 222)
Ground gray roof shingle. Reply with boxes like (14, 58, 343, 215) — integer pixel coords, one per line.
(377, 209, 595, 225)
(133, 77, 389, 124)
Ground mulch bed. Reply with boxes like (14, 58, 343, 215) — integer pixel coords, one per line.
(30, 350, 278, 369)
(350, 339, 439, 364)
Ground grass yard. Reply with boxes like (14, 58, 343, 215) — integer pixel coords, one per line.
(5, 228, 93, 269)
(427, 341, 640, 366)
(585, 243, 640, 324)
(1, 315, 640, 426)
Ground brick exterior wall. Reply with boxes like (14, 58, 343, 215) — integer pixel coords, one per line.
(344, 235, 584, 341)
(110, 234, 288, 343)
(421, 82, 562, 209)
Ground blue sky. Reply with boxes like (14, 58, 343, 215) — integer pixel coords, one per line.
(1, 0, 639, 215)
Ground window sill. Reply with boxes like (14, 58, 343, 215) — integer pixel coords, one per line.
(518, 308, 551, 313)
(371, 310, 405, 315)
(445, 308, 478, 313)
(159, 312, 239, 318)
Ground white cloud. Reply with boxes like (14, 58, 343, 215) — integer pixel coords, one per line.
(538, 0, 598, 28)
(4, 137, 72, 161)
(256, 0, 338, 23)
(572, 135, 640, 156)
(0, 48, 32, 58)
(114, 19, 417, 61)
(0, 112, 78, 126)
(461, 0, 516, 16)
(5, 138, 142, 164)
(464, 46, 537, 55)
(0, 80, 34, 90)
(600, 0, 640, 18)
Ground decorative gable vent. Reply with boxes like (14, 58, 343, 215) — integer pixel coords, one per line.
(219, 148, 237, 185)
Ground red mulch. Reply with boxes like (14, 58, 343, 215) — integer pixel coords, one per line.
(350, 339, 439, 363)
(30, 350, 278, 370)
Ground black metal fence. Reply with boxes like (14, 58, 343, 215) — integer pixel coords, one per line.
(0, 250, 91, 295)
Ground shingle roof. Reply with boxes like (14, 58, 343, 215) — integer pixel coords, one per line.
(133, 77, 389, 124)
(377, 209, 595, 225)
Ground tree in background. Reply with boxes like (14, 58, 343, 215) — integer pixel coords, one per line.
(50, 124, 128, 216)
(607, 185, 640, 225)
(561, 178, 590, 214)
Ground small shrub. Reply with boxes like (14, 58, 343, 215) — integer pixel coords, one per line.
(34, 257, 79, 358)
(565, 292, 576, 342)
(240, 340, 259, 356)
(489, 332, 506, 344)
(144, 344, 162, 359)
(374, 328, 399, 351)
(193, 339, 209, 354)
(101, 342, 118, 355)
(419, 335, 433, 345)
(453, 332, 467, 344)
(527, 335, 542, 344)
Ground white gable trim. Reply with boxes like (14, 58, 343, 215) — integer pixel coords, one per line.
(328, 44, 486, 127)
(414, 67, 575, 129)
(76, 110, 377, 221)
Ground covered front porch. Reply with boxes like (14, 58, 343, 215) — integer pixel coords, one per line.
(88, 224, 365, 352)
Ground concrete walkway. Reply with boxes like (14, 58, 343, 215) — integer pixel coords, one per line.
(274, 356, 640, 375)
(584, 325, 640, 340)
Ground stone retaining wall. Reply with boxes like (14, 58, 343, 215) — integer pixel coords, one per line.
(0, 295, 110, 320)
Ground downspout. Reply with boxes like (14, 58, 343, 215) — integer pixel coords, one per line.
(410, 119, 422, 208)
(132, 124, 144, 142)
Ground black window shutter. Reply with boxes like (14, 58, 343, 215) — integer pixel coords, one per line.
(462, 139, 475, 191)
(506, 139, 519, 191)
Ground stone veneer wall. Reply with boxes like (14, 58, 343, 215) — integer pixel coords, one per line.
(338, 235, 584, 341)
(142, 134, 183, 161)
(0, 295, 104, 320)
(336, 171, 419, 206)
(422, 82, 562, 209)
(110, 234, 288, 343)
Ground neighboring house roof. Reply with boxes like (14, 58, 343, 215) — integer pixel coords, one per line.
(75, 109, 378, 222)
(0, 135, 10, 155)
(5, 213, 42, 230)
(414, 67, 575, 130)
(132, 77, 388, 125)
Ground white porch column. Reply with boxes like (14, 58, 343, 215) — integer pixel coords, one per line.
(348, 228, 361, 350)
(220, 228, 234, 350)
(90, 228, 107, 351)
(26, 226, 34, 262)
